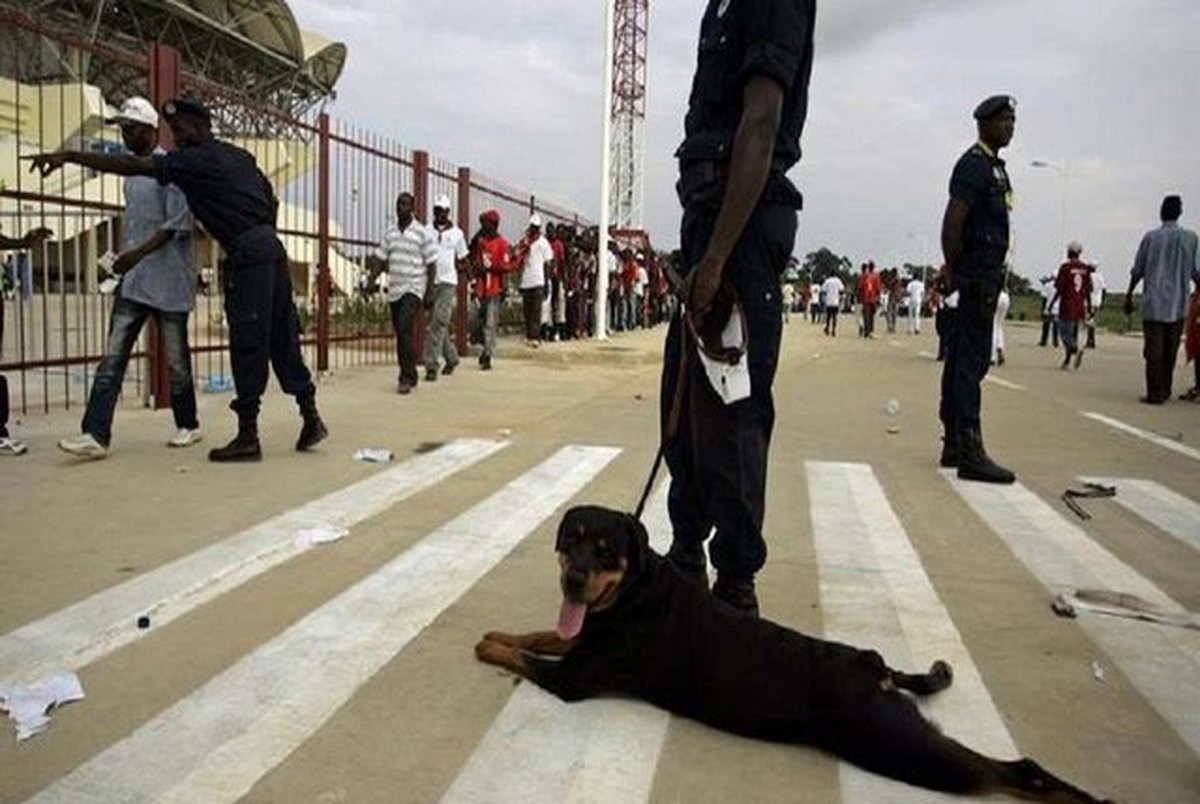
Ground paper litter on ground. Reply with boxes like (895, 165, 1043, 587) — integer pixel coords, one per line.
(294, 526, 350, 548)
(0, 671, 86, 741)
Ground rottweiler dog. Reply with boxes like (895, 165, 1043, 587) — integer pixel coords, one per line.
(476, 506, 1112, 803)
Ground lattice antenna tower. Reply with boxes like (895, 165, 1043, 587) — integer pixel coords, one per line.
(609, 0, 648, 230)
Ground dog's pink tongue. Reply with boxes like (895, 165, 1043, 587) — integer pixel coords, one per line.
(557, 598, 587, 640)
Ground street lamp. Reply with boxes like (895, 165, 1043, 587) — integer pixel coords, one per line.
(1030, 159, 1070, 256)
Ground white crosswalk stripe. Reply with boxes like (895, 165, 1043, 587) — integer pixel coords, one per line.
(945, 473, 1200, 757)
(808, 462, 1016, 803)
(28, 445, 619, 804)
(0, 438, 508, 688)
(1081, 477, 1200, 554)
(1081, 412, 1200, 462)
(441, 479, 672, 804)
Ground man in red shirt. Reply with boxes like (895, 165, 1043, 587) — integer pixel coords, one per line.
(470, 210, 511, 370)
(1049, 242, 1093, 370)
(857, 261, 882, 338)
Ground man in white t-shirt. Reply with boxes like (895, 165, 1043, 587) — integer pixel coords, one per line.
(821, 274, 844, 336)
(1038, 275, 1059, 347)
(376, 191, 436, 394)
(424, 194, 469, 381)
(518, 213, 555, 346)
(906, 276, 925, 334)
(633, 261, 649, 328)
(1086, 266, 1106, 349)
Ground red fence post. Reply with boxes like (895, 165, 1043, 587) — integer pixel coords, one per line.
(412, 150, 430, 358)
(317, 112, 331, 373)
(455, 166, 472, 356)
(146, 43, 180, 410)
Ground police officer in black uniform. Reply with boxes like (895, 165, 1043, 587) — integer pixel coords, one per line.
(29, 98, 327, 463)
(661, 0, 815, 617)
(937, 95, 1017, 484)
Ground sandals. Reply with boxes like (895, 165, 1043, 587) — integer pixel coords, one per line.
(1179, 387, 1200, 402)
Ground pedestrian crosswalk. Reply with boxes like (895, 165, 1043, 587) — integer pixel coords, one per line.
(2, 441, 1198, 803)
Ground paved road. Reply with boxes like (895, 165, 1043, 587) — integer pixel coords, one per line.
(1, 319, 1197, 803)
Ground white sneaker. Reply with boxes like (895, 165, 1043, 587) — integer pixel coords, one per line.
(0, 436, 28, 456)
(58, 433, 108, 460)
(168, 428, 203, 448)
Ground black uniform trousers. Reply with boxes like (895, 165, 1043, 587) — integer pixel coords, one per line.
(389, 293, 422, 388)
(222, 227, 315, 418)
(661, 203, 796, 582)
(1142, 319, 1185, 402)
(939, 269, 1002, 436)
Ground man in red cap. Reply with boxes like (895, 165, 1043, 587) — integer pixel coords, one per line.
(470, 210, 511, 370)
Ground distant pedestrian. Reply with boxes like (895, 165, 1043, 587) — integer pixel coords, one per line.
(1049, 242, 1093, 371)
(1182, 285, 1200, 401)
(781, 283, 795, 324)
(516, 214, 554, 347)
(377, 191, 436, 394)
(1038, 275, 1059, 347)
(1124, 195, 1200, 404)
(1086, 266, 1106, 349)
(0, 225, 52, 456)
(469, 210, 512, 371)
(906, 275, 925, 335)
(882, 268, 900, 334)
(821, 274, 844, 336)
(57, 98, 202, 461)
(857, 262, 881, 338)
(424, 194, 467, 382)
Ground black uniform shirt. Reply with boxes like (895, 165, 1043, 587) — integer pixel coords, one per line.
(676, 0, 816, 176)
(153, 138, 279, 253)
(949, 143, 1012, 270)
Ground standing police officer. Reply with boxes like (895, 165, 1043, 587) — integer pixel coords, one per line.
(937, 96, 1017, 484)
(661, 0, 815, 617)
(30, 98, 327, 463)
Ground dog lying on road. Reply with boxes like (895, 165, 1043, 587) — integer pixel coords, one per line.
(476, 506, 1112, 803)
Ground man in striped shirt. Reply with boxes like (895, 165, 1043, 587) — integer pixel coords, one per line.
(377, 191, 437, 394)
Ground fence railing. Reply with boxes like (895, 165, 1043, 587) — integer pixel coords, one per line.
(1, 11, 592, 416)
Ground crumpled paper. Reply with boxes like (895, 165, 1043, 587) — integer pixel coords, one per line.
(294, 526, 349, 549)
(0, 672, 86, 741)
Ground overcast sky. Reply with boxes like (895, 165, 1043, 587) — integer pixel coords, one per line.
(289, 0, 1199, 286)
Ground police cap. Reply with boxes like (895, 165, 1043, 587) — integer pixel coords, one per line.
(161, 98, 212, 124)
(973, 95, 1016, 121)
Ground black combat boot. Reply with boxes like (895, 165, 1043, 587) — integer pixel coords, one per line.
(208, 413, 262, 463)
(939, 431, 958, 468)
(956, 428, 1015, 484)
(712, 576, 759, 618)
(296, 394, 328, 452)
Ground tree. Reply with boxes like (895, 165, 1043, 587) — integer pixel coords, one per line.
(803, 247, 852, 285)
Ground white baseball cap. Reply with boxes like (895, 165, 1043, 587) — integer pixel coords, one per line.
(434, 194, 452, 210)
(529, 213, 543, 227)
(106, 96, 159, 128)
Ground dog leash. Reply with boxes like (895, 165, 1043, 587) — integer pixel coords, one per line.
(633, 283, 747, 522)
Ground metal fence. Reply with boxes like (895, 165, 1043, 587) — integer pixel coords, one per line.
(0, 9, 590, 417)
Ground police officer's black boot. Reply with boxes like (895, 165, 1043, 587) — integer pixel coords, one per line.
(296, 394, 328, 452)
(956, 428, 1015, 484)
(939, 431, 958, 468)
(208, 412, 262, 463)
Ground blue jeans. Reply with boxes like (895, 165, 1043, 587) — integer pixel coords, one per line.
(82, 296, 198, 446)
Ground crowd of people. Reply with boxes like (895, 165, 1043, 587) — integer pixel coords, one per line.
(369, 203, 675, 383)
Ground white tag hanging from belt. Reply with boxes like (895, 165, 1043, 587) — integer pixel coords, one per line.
(695, 305, 751, 405)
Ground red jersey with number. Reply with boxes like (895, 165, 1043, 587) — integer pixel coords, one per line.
(1055, 259, 1092, 321)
